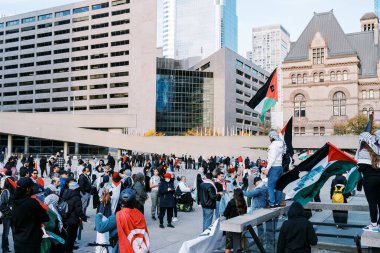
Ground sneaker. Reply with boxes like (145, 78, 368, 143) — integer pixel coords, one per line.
(167, 224, 175, 228)
(275, 204, 280, 208)
(159, 224, 165, 228)
(152, 216, 156, 220)
(269, 205, 277, 209)
(363, 224, 379, 232)
(172, 217, 178, 222)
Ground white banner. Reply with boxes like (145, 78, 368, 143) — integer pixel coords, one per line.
(179, 218, 225, 253)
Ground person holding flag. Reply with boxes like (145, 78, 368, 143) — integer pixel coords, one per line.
(263, 130, 284, 208)
(95, 188, 150, 253)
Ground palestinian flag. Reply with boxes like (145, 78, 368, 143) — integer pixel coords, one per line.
(281, 117, 294, 157)
(344, 113, 374, 194)
(247, 68, 278, 123)
(277, 142, 356, 206)
(298, 150, 313, 161)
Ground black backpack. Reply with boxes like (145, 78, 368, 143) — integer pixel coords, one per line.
(57, 199, 70, 219)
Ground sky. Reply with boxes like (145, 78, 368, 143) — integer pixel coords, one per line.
(0, 0, 373, 56)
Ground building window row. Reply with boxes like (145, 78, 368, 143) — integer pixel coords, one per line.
(362, 90, 375, 100)
(363, 107, 374, 116)
(291, 70, 348, 84)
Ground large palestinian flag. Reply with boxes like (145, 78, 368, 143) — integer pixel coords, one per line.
(281, 117, 294, 157)
(277, 142, 356, 206)
(344, 113, 374, 194)
(247, 68, 278, 123)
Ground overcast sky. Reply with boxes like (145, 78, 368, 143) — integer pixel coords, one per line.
(0, 0, 373, 56)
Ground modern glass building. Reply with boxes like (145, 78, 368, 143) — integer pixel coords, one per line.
(162, 0, 237, 60)
(375, 0, 380, 18)
(156, 58, 214, 135)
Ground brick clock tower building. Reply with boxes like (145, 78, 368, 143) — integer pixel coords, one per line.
(282, 11, 380, 136)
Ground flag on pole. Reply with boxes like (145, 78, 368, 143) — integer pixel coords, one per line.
(276, 142, 357, 205)
(281, 117, 294, 157)
(344, 112, 374, 194)
(247, 68, 278, 123)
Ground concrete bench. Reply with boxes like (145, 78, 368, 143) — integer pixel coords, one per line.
(304, 202, 369, 212)
(361, 231, 380, 252)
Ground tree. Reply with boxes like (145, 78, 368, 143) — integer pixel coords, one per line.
(144, 129, 165, 137)
(333, 114, 377, 135)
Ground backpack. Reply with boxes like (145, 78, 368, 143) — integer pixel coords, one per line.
(57, 199, 70, 219)
(332, 185, 345, 203)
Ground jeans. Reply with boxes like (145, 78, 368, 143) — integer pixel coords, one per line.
(202, 208, 214, 231)
(215, 201, 220, 218)
(2, 217, 11, 251)
(151, 191, 160, 217)
(81, 192, 91, 216)
(268, 166, 283, 206)
(65, 224, 79, 253)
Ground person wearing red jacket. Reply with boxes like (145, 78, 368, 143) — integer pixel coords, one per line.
(96, 188, 150, 253)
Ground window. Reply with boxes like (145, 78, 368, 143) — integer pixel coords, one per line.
(36, 60, 51, 66)
(72, 46, 88, 52)
(362, 90, 367, 99)
(91, 33, 108, 39)
(333, 92, 346, 116)
(72, 56, 88, 62)
(53, 77, 69, 83)
(111, 40, 129, 46)
(90, 84, 107, 89)
(71, 66, 88, 71)
(55, 10, 70, 17)
(90, 74, 107, 79)
(112, 0, 130, 6)
(6, 29, 19, 34)
(91, 63, 108, 69)
(21, 62, 34, 68)
(92, 23, 109, 29)
(21, 35, 35, 41)
(294, 94, 306, 117)
(21, 53, 34, 59)
(52, 107, 68, 112)
(110, 104, 128, 109)
(297, 74, 302, 84)
(37, 32, 52, 38)
(111, 29, 129, 36)
(291, 74, 296, 84)
(4, 91, 17, 96)
(112, 9, 130, 16)
(71, 86, 87, 91)
(330, 71, 336, 82)
(319, 72, 324, 82)
(38, 13, 53, 21)
(111, 61, 129, 67)
(369, 107, 374, 115)
(313, 73, 318, 83)
(5, 46, 19, 52)
(71, 76, 88, 81)
(110, 82, 128, 88)
(4, 82, 18, 88)
(369, 90, 374, 99)
(36, 79, 50, 84)
(19, 90, 33, 95)
(337, 71, 342, 81)
(55, 29, 70, 35)
(72, 26, 89, 32)
(90, 105, 107, 110)
(36, 70, 51, 75)
(111, 50, 129, 57)
(37, 23, 52, 29)
(91, 43, 108, 49)
(90, 94, 107, 100)
(343, 70, 348, 81)
(92, 2, 109, 10)
(37, 41, 52, 47)
(35, 98, 50, 103)
(54, 48, 70, 54)
(303, 74, 307, 84)
(73, 6, 89, 14)
(53, 68, 69, 73)
(6, 20, 19, 27)
(54, 58, 69, 64)
(312, 48, 324, 64)
(72, 36, 88, 42)
(92, 13, 109, 19)
(5, 55, 18, 61)
(21, 26, 35, 32)
(52, 97, 69, 102)
(73, 16, 89, 23)
(111, 20, 129, 26)
(36, 51, 51, 57)
(22, 17, 36, 24)
(19, 81, 33, 86)
(91, 53, 108, 59)
(110, 72, 128, 77)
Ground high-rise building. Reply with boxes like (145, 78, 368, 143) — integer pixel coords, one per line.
(251, 24, 290, 73)
(251, 25, 290, 128)
(375, 0, 380, 17)
(162, 0, 237, 60)
(0, 0, 157, 134)
(246, 51, 253, 62)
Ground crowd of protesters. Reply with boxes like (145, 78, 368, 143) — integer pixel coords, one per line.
(5, 124, 380, 253)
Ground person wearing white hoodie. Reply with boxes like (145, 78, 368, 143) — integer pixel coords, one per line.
(263, 130, 284, 208)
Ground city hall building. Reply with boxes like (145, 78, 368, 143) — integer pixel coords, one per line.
(0, 0, 156, 134)
(282, 11, 380, 136)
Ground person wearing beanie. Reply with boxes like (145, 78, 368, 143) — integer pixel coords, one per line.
(109, 171, 122, 214)
(263, 130, 284, 208)
(158, 173, 175, 228)
(12, 177, 49, 253)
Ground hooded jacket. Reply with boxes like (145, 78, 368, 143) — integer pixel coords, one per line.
(267, 140, 284, 170)
(277, 202, 318, 253)
(61, 188, 87, 225)
(12, 191, 49, 250)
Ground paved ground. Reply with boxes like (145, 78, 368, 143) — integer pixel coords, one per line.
(0, 167, 371, 253)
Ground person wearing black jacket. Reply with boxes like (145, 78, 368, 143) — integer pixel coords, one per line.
(158, 173, 175, 228)
(199, 173, 217, 231)
(39, 156, 48, 178)
(277, 201, 318, 253)
(107, 154, 116, 170)
(78, 167, 92, 216)
(12, 177, 49, 253)
(330, 174, 350, 226)
(62, 181, 87, 253)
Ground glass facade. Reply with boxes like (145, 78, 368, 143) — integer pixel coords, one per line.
(156, 59, 214, 135)
(165, 0, 237, 59)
